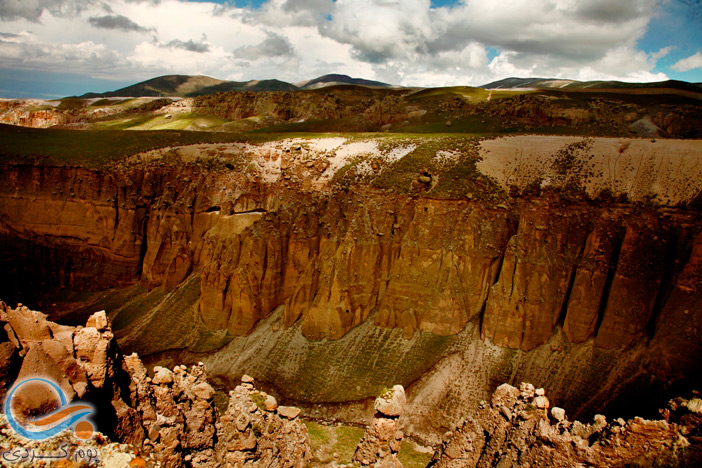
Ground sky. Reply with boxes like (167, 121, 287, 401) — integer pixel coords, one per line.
(0, 0, 700, 98)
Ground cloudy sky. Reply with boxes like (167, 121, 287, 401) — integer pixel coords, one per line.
(0, 0, 700, 98)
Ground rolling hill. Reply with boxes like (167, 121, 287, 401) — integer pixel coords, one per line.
(80, 73, 393, 98)
(296, 74, 392, 89)
(80, 75, 226, 98)
(481, 77, 702, 92)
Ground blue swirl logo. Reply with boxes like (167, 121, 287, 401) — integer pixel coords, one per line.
(4, 378, 95, 441)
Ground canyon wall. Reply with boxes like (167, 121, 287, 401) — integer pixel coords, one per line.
(1, 136, 701, 442)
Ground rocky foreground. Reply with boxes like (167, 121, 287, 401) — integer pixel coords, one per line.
(0, 302, 311, 467)
(0, 302, 700, 467)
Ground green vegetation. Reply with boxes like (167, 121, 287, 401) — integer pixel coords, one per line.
(334, 426, 365, 463)
(111, 286, 165, 331)
(190, 329, 235, 353)
(331, 136, 506, 201)
(250, 392, 266, 411)
(303, 421, 365, 465)
(304, 421, 331, 452)
(127, 112, 230, 131)
(406, 86, 529, 103)
(398, 441, 434, 468)
(0, 124, 250, 167)
(303, 421, 430, 468)
(55, 98, 87, 110)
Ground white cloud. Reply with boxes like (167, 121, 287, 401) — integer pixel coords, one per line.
(672, 51, 702, 72)
(233, 31, 294, 59)
(0, 0, 95, 22)
(0, 0, 675, 88)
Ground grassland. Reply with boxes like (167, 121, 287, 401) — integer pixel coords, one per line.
(303, 420, 431, 467)
(0, 123, 491, 168)
(304, 421, 363, 465)
(0, 123, 249, 167)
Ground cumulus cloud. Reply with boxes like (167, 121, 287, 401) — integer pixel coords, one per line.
(0, 0, 92, 22)
(258, 0, 334, 27)
(0, 30, 130, 75)
(88, 14, 150, 32)
(166, 38, 210, 53)
(0, 0, 683, 89)
(233, 31, 294, 59)
(672, 51, 702, 71)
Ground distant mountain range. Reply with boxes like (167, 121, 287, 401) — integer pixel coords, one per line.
(80, 74, 393, 98)
(480, 77, 702, 92)
(78, 74, 702, 99)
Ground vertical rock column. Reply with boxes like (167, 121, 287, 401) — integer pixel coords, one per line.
(353, 384, 406, 468)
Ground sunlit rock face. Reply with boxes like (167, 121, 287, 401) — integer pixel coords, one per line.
(1, 136, 701, 442)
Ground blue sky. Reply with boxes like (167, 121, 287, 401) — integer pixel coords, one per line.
(0, 0, 700, 98)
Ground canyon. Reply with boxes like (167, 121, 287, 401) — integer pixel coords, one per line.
(1, 134, 701, 454)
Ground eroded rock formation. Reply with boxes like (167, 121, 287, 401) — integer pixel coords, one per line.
(431, 383, 702, 467)
(353, 385, 406, 467)
(1, 136, 701, 441)
(1, 302, 701, 467)
(0, 302, 312, 467)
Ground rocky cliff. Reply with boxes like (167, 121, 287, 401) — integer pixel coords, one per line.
(0, 302, 312, 467)
(1, 135, 701, 443)
(0, 303, 699, 467)
(431, 382, 702, 467)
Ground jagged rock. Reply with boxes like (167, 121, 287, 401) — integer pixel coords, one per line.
(355, 385, 406, 467)
(74, 325, 111, 389)
(242, 374, 255, 383)
(432, 382, 702, 467)
(86, 310, 109, 331)
(0, 302, 313, 468)
(2, 148, 702, 433)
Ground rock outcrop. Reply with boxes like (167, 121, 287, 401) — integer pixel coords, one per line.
(353, 385, 406, 467)
(1, 136, 702, 441)
(0, 302, 311, 467)
(431, 382, 702, 467)
(2, 304, 701, 467)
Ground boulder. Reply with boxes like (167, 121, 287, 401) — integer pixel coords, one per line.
(278, 406, 301, 420)
(374, 385, 406, 417)
(86, 310, 109, 331)
(192, 382, 215, 401)
(153, 366, 174, 385)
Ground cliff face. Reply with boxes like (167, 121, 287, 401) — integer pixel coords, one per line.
(4, 302, 696, 467)
(1, 136, 701, 441)
(0, 303, 312, 467)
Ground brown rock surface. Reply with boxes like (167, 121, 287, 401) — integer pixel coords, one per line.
(0, 302, 312, 468)
(354, 385, 406, 467)
(1, 136, 702, 444)
(432, 383, 702, 468)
